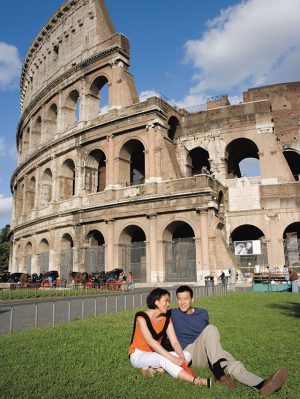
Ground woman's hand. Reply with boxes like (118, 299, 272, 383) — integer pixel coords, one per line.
(170, 355, 183, 366)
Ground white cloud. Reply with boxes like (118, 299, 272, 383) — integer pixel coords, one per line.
(0, 42, 22, 90)
(139, 90, 161, 101)
(0, 194, 12, 224)
(183, 0, 300, 101)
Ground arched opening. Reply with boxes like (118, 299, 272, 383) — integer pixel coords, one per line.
(167, 116, 181, 141)
(39, 239, 50, 273)
(47, 103, 58, 139)
(119, 139, 145, 186)
(85, 149, 106, 193)
(163, 221, 196, 282)
(24, 242, 32, 274)
(26, 177, 36, 213)
(65, 90, 80, 129)
(32, 116, 42, 148)
(60, 159, 76, 199)
(120, 225, 146, 282)
(283, 223, 300, 271)
(230, 224, 267, 273)
(89, 76, 109, 118)
(40, 169, 52, 208)
(187, 147, 210, 176)
(85, 230, 105, 273)
(60, 233, 74, 281)
(225, 138, 260, 178)
(283, 150, 300, 181)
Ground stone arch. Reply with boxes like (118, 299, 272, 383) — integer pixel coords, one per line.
(283, 149, 300, 181)
(46, 103, 58, 139)
(187, 146, 211, 176)
(32, 115, 42, 148)
(88, 75, 110, 118)
(162, 221, 196, 282)
(39, 238, 50, 273)
(283, 222, 300, 269)
(85, 229, 105, 273)
(26, 176, 36, 213)
(230, 224, 267, 272)
(65, 89, 80, 129)
(40, 168, 52, 207)
(167, 116, 182, 140)
(60, 159, 75, 199)
(60, 233, 74, 279)
(85, 149, 106, 193)
(119, 225, 146, 282)
(119, 139, 145, 186)
(225, 138, 260, 178)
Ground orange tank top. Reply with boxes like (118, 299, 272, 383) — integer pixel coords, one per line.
(128, 312, 170, 356)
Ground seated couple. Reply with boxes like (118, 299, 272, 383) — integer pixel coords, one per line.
(128, 286, 288, 396)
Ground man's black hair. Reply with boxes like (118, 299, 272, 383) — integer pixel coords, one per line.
(176, 285, 193, 298)
(146, 288, 170, 309)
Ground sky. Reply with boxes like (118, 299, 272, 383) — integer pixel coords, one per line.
(0, 0, 300, 228)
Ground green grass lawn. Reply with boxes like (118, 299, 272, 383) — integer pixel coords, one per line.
(0, 292, 299, 399)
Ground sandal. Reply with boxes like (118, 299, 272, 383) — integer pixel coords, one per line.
(193, 376, 212, 388)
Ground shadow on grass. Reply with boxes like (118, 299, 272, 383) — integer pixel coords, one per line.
(267, 301, 300, 318)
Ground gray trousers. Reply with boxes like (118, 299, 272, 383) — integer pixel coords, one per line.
(185, 325, 263, 387)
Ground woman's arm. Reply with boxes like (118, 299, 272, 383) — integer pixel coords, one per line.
(166, 321, 186, 362)
(137, 317, 182, 366)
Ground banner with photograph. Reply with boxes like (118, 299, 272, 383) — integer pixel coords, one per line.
(234, 240, 261, 256)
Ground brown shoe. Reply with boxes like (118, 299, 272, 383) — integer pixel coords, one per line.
(219, 375, 236, 388)
(260, 368, 288, 396)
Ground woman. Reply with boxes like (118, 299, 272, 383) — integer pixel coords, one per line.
(128, 288, 211, 387)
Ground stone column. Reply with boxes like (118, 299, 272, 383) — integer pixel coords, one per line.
(106, 135, 116, 189)
(145, 120, 163, 183)
(199, 209, 210, 276)
(106, 219, 115, 271)
(148, 214, 158, 283)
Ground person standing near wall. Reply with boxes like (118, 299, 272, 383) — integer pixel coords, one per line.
(288, 268, 299, 293)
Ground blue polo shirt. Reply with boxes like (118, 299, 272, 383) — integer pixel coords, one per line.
(171, 307, 209, 349)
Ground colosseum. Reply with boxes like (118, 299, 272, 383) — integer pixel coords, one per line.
(9, 0, 300, 285)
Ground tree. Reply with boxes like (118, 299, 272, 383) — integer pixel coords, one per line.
(0, 225, 10, 273)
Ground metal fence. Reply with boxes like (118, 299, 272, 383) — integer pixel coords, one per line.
(0, 284, 229, 336)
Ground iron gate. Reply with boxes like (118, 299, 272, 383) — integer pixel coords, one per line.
(60, 249, 73, 281)
(164, 238, 196, 282)
(85, 246, 105, 274)
(25, 255, 32, 274)
(121, 242, 146, 282)
(39, 252, 49, 273)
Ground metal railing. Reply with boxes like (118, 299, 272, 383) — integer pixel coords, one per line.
(0, 284, 230, 336)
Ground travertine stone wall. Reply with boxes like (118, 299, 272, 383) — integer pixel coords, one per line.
(9, 1, 300, 283)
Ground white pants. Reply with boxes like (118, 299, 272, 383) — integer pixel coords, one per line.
(130, 349, 192, 378)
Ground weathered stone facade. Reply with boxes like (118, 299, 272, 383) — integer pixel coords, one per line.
(9, 0, 300, 284)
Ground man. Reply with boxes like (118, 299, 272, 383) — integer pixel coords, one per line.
(170, 285, 288, 395)
(288, 268, 299, 293)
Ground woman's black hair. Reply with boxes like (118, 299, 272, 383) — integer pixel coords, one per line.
(146, 288, 170, 309)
